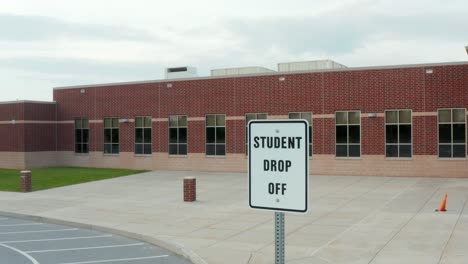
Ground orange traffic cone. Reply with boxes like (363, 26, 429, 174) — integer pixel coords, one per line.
(436, 194, 447, 212)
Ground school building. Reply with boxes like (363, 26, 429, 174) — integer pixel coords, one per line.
(0, 60, 467, 177)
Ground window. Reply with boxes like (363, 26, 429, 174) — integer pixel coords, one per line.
(438, 109, 466, 158)
(206, 114, 225, 156)
(245, 113, 267, 154)
(75, 118, 89, 154)
(385, 110, 412, 158)
(135, 116, 152, 155)
(169, 115, 188, 155)
(289, 112, 313, 156)
(104, 118, 119, 154)
(336, 111, 361, 158)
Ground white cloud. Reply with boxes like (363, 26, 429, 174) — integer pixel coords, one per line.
(0, 0, 467, 101)
(337, 39, 466, 67)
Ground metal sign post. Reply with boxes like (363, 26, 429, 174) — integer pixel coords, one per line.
(248, 120, 309, 264)
(275, 212, 285, 264)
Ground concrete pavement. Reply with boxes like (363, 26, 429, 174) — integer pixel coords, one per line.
(0, 171, 467, 264)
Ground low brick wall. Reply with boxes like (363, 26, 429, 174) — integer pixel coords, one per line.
(20, 170, 32, 192)
(183, 177, 196, 202)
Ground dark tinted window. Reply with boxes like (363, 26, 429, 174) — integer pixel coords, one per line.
(399, 145, 412, 158)
(438, 109, 466, 158)
(439, 124, 451, 143)
(348, 126, 360, 143)
(336, 145, 347, 157)
(206, 115, 226, 156)
(439, 145, 451, 158)
(349, 145, 360, 157)
(135, 116, 152, 155)
(336, 111, 360, 158)
(386, 145, 398, 157)
(385, 110, 412, 158)
(399, 125, 411, 144)
(386, 125, 398, 143)
(75, 118, 89, 154)
(168, 115, 188, 155)
(453, 124, 466, 143)
(453, 145, 466, 158)
(336, 126, 347, 144)
(206, 128, 215, 143)
(104, 118, 119, 154)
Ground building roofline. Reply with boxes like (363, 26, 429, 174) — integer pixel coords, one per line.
(53, 60, 468, 91)
(277, 59, 347, 66)
(210, 66, 276, 72)
(0, 100, 56, 105)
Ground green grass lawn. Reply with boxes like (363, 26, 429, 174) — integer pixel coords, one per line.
(0, 167, 147, 192)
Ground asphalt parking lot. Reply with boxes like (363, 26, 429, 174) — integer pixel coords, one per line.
(0, 216, 191, 264)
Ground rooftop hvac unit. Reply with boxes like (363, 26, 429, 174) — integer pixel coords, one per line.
(211, 66, 275, 76)
(165, 66, 198, 79)
(278, 60, 347, 72)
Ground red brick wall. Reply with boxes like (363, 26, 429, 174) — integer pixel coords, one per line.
(0, 124, 24, 151)
(0, 103, 24, 121)
(322, 119, 335, 155)
(362, 117, 384, 155)
(52, 64, 468, 157)
(425, 116, 438, 156)
(413, 116, 426, 156)
(425, 65, 468, 110)
(188, 121, 204, 154)
(24, 124, 56, 152)
(0, 102, 56, 152)
(54, 88, 95, 121)
(57, 123, 73, 151)
(120, 122, 133, 153)
(230, 120, 243, 154)
(24, 103, 56, 121)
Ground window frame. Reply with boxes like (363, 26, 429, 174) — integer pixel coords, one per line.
(74, 118, 89, 154)
(245, 113, 268, 155)
(205, 114, 226, 157)
(168, 115, 188, 156)
(289, 112, 313, 158)
(384, 109, 413, 159)
(134, 116, 152, 155)
(335, 111, 361, 159)
(103, 117, 120, 155)
(437, 108, 467, 160)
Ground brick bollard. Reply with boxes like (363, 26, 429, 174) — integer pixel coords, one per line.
(184, 177, 196, 202)
(20, 170, 32, 192)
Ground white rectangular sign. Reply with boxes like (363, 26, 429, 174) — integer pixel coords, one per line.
(248, 120, 309, 213)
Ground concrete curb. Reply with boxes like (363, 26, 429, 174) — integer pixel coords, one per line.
(0, 211, 208, 264)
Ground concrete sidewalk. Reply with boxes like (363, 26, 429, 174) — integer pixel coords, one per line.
(0, 171, 467, 264)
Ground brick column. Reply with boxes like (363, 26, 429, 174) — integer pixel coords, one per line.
(20, 170, 32, 192)
(184, 177, 196, 202)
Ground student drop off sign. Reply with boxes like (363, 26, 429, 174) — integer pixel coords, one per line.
(248, 120, 309, 213)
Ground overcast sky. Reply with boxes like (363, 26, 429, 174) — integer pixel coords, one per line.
(1, 0, 467, 101)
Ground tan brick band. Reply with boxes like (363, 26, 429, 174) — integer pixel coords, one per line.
(0, 111, 452, 125)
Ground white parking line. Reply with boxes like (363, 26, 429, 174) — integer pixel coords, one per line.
(0, 243, 40, 264)
(25, 243, 144, 253)
(1, 234, 112, 244)
(0, 228, 77, 234)
(59, 255, 169, 264)
(0, 223, 43, 227)
(0, 218, 8, 220)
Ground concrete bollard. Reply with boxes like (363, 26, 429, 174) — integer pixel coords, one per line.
(20, 170, 32, 192)
(184, 177, 196, 202)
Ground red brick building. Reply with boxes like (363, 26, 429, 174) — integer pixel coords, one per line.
(1, 61, 467, 177)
